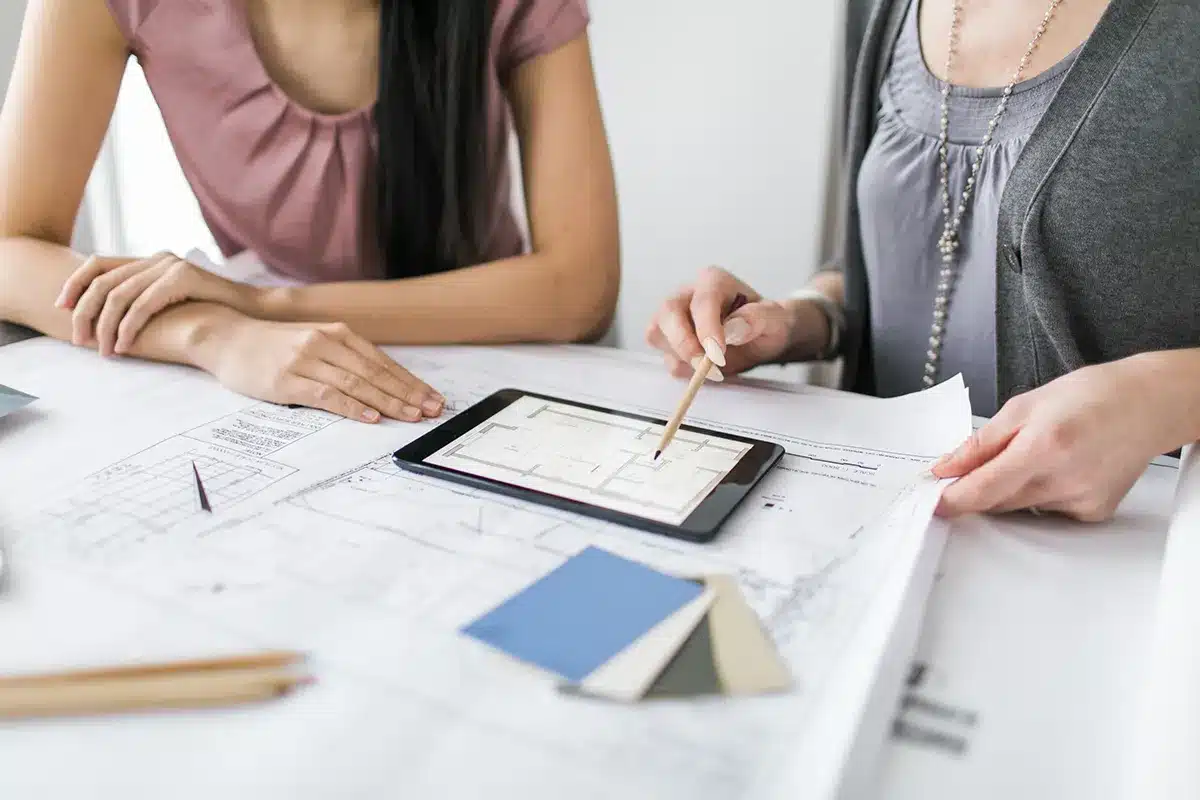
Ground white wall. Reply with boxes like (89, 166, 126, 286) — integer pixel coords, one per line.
(107, 64, 221, 259)
(588, 1, 842, 349)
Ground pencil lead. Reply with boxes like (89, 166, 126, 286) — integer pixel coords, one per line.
(653, 450, 661, 461)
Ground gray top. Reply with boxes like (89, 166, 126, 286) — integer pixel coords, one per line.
(856, 0, 1077, 416)
(827, 0, 1199, 419)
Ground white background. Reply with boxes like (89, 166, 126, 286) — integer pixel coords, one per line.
(0, 0, 842, 351)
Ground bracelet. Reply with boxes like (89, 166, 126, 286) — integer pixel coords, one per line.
(788, 288, 845, 361)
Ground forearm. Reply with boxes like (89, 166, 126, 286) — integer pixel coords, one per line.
(253, 250, 619, 346)
(1132, 347, 1200, 449)
(0, 236, 232, 367)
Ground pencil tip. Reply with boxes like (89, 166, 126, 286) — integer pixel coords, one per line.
(653, 450, 661, 461)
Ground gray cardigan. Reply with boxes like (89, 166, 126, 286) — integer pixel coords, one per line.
(831, 0, 1200, 405)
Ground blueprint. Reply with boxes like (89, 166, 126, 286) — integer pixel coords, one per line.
(0, 340, 972, 799)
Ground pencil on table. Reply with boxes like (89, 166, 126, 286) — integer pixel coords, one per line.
(654, 293, 749, 460)
(0, 651, 311, 720)
(0, 650, 302, 688)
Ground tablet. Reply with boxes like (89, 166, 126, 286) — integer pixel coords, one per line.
(391, 389, 784, 543)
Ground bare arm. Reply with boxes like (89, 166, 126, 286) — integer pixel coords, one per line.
(252, 34, 621, 345)
(0, 0, 224, 365)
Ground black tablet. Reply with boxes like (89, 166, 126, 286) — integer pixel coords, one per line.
(391, 389, 784, 543)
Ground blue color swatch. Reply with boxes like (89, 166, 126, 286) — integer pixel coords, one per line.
(0, 383, 35, 420)
(461, 546, 703, 682)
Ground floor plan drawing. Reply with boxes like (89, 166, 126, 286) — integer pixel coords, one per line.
(426, 396, 753, 524)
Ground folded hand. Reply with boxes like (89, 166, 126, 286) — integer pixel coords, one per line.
(56, 252, 256, 356)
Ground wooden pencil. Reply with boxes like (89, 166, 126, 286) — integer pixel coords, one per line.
(0, 665, 310, 720)
(0, 650, 303, 689)
(654, 293, 750, 460)
(653, 356, 713, 460)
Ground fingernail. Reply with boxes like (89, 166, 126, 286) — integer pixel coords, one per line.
(723, 317, 752, 346)
(431, 392, 446, 404)
(362, 409, 380, 423)
(702, 337, 726, 368)
(422, 398, 442, 415)
(404, 405, 422, 420)
(690, 356, 724, 382)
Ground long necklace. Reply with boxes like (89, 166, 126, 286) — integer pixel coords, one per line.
(922, 0, 1064, 388)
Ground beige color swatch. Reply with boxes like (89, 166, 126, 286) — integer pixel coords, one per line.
(703, 575, 792, 695)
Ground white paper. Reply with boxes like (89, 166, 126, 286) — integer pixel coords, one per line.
(873, 457, 1178, 800)
(0, 339, 971, 799)
(1124, 444, 1200, 800)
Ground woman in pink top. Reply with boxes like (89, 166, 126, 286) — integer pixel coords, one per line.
(0, 0, 618, 423)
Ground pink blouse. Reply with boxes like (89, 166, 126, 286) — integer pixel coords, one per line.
(104, 0, 590, 283)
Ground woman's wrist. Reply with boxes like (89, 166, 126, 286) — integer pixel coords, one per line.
(1134, 348, 1200, 448)
(245, 285, 301, 322)
(179, 303, 251, 372)
(777, 296, 833, 364)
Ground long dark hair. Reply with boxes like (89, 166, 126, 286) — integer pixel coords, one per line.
(376, 1, 495, 278)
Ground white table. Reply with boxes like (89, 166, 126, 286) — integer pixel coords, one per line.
(0, 333, 1176, 799)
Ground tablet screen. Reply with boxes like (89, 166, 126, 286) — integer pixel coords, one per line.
(424, 395, 753, 525)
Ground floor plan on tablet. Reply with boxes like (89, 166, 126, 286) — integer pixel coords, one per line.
(424, 396, 753, 525)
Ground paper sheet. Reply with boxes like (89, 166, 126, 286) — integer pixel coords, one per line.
(1124, 444, 1200, 800)
(873, 458, 1178, 800)
(0, 339, 971, 799)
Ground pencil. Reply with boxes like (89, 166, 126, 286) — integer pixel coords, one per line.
(0, 652, 311, 720)
(654, 293, 749, 460)
(0, 650, 303, 688)
(0, 666, 310, 720)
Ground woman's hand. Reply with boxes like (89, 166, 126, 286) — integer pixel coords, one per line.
(933, 352, 1200, 521)
(645, 267, 829, 380)
(56, 253, 259, 356)
(195, 315, 445, 424)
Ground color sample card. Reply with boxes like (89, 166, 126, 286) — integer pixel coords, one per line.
(0, 384, 35, 420)
(647, 575, 791, 698)
(461, 547, 704, 682)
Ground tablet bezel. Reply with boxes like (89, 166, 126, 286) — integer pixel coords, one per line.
(391, 388, 784, 543)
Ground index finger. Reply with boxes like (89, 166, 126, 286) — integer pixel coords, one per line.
(336, 331, 444, 413)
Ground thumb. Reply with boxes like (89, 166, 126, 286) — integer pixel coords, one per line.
(932, 418, 1020, 478)
(721, 304, 773, 348)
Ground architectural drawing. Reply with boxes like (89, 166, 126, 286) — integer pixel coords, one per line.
(1, 343, 968, 798)
(426, 396, 751, 524)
